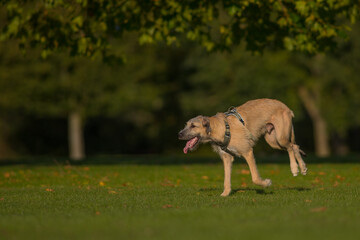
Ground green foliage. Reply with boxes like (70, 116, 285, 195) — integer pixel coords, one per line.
(2, 26, 360, 155)
(180, 48, 305, 116)
(0, 39, 164, 120)
(1, 0, 359, 58)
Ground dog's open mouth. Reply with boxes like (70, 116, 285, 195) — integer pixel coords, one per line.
(183, 137, 199, 154)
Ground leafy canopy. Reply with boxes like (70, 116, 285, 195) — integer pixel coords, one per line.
(1, 0, 359, 58)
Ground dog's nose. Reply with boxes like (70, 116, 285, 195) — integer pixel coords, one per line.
(178, 131, 184, 139)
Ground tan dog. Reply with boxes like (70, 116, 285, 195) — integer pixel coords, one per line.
(178, 98, 307, 196)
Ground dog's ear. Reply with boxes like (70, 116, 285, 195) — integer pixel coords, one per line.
(202, 117, 211, 135)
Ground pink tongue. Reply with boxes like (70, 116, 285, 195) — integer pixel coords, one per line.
(183, 137, 198, 154)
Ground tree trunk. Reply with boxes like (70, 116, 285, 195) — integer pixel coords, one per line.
(68, 111, 85, 160)
(0, 137, 15, 159)
(331, 132, 349, 156)
(298, 86, 330, 157)
(0, 120, 15, 159)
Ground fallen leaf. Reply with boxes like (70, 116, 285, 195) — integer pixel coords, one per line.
(241, 182, 247, 188)
(160, 179, 174, 187)
(201, 176, 209, 180)
(240, 169, 250, 175)
(95, 211, 100, 215)
(83, 167, 90, 171)
(0, 197, 4, 201)
(162, 204, 173, 209)
(333, 181, 339, 187)
(237, 190, 245, 193)
(305, 199, 312, 203)
(318, 172, 326, 175)
(312, 177, 323, 184)
(99, 181, 106, 186)
(45, 188, 54, 192)
(336, 175, 345, 181)
(108, 190, 117, 194)
(3, 172, 10, 178)
(270, 170, 280, 175)
(311, 207, 327, 212)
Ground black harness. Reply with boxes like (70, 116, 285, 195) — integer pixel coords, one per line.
(219, 107, 246, 152)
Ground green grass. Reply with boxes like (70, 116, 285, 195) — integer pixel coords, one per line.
(0, 156, 360, 240)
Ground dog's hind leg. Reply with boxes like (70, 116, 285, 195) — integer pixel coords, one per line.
(287, 144, 300, 176)
(243, 150, 272, 187)
(270, 111, 303, 176)
(290, 127, 307, 175)
(265, 129, 299, 176)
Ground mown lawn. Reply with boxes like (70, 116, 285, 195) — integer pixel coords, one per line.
(0, 156, 360, 240)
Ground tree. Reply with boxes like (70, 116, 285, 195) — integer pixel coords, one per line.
(0, 37, 170, 159)
(291, 25, 360, 156)
(1, 0, 359, 58)
(1, 1, 360, 158)
(0, 43, 114, 159)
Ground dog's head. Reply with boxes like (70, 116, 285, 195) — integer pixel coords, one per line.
(178, 116, 211, 154)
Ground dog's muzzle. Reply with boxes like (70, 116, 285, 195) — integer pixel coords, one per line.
(178, 130, 185, 140)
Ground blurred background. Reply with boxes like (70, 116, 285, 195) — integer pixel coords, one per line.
(0, 25, 360, 160)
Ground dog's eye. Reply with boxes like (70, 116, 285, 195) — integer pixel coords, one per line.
(190, 124, 196, 128)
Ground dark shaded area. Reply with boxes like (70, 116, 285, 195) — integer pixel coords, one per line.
(10, 117, 68, 156)
(0, 154, 359, 166)
(6, 110, 359, 158)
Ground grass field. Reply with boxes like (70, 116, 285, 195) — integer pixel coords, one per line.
(0, 156, 360, 240)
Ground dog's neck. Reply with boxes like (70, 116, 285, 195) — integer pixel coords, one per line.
(208, 113, 227, 144)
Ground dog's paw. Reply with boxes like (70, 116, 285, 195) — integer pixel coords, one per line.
(253, 178, 272, 187)
(290, 163, 299, 177)
(220, 189, 231, 197)
(301, 167, 308, 175)
(263, 179, 272, 187)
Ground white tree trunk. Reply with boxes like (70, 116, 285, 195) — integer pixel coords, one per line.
(68, 111, 85, 160)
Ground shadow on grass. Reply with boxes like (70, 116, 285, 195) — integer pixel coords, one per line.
(231, 186, 311, 196)
(199, 186, 311, 196)
(231, 188, 275, 195)
(199, 187, 275, 196)
(279, 187, 311, 192)
(0, 154, 359, 166)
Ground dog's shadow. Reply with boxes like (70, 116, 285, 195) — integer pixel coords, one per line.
(199, 186, 311, 196)
(232, 188, 274, 195)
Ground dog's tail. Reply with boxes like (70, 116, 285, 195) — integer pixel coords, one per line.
(299, 148, 307, 157)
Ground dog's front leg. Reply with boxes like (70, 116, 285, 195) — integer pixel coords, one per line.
(219, 151, 234, 197)
(243, 150, 272, 187)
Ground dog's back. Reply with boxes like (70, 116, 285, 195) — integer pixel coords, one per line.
(236, 98, 293, 138)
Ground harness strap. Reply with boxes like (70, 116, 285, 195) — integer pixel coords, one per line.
(220, 120, 231, 151)
(225, 106, 245, 126)
(219, 106, 250, 155)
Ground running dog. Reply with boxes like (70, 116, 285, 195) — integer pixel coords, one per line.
(178, 98, 307, 196)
